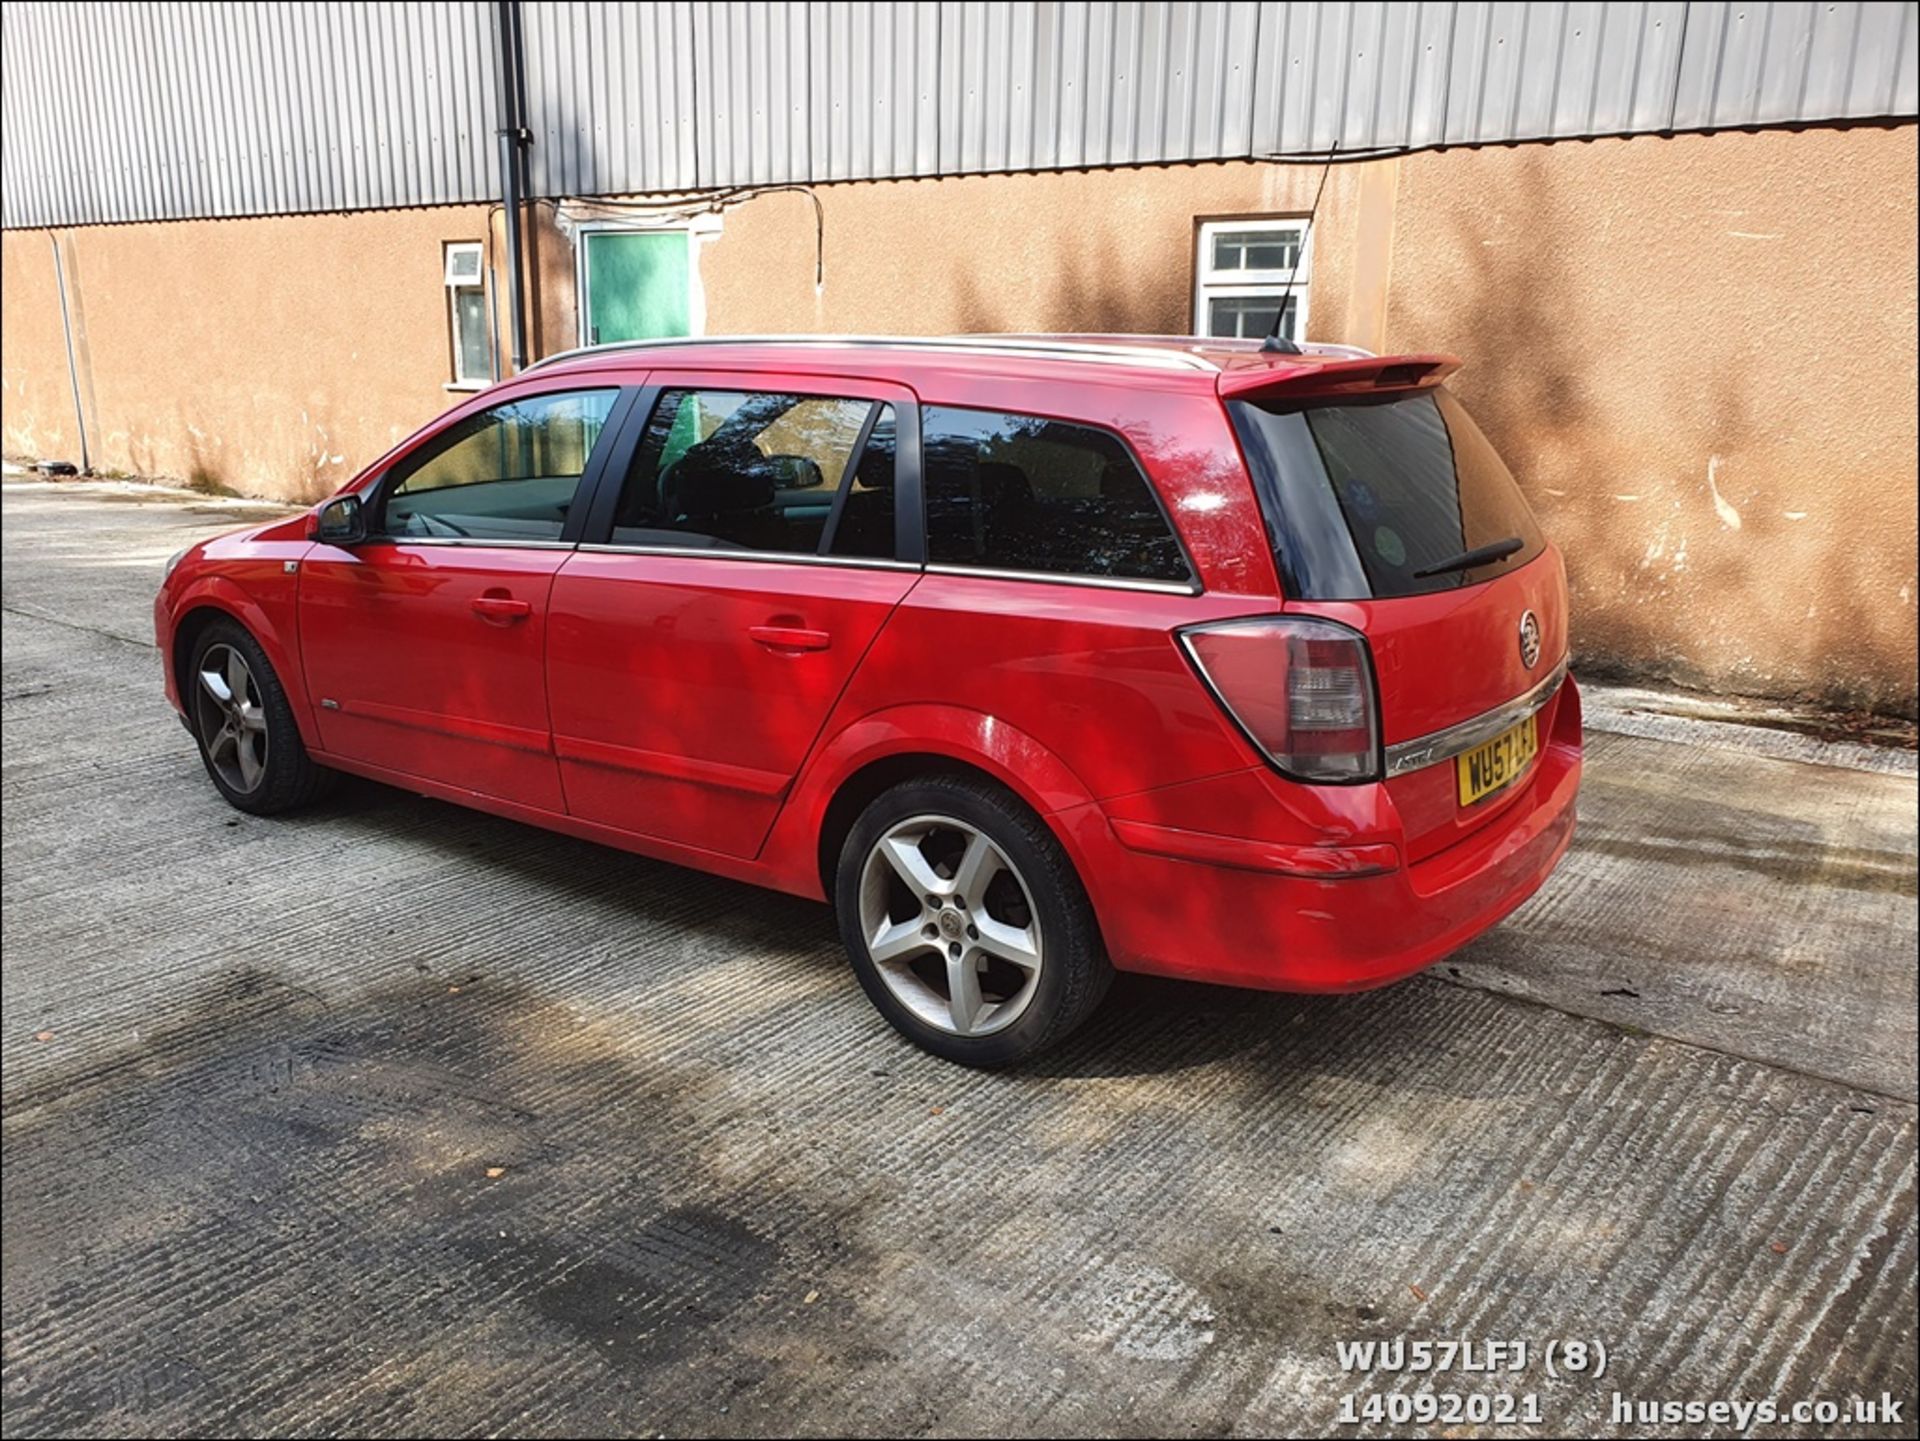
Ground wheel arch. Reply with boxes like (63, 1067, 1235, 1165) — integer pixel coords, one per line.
(763, 704, 1104, 902)
(166, 580, 319, 748)
(814, 752, 1007, 899)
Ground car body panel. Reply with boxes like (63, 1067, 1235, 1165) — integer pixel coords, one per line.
(297, 540, 572, 811)
(548, 551, 919, 857)
(157, 525, 320, 747)
(1296, 544, 1572, 861)
(755, 699, 1112, 897)
(840, 571, 1273, 805)
(1065, 675, 1582, 987)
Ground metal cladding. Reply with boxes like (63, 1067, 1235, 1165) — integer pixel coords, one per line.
(4, 2, 1917, 228)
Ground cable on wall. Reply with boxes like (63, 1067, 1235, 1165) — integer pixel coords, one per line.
(555, 185, 827, 288)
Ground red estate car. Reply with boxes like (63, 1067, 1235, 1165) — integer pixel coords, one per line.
(157, 334, 1581, 1065)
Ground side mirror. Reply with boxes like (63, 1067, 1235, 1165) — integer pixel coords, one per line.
(313, 493, 367, 546)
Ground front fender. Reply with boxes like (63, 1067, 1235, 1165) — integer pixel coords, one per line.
(757, 702, 1103, 898)
(163, 570, 320, 749)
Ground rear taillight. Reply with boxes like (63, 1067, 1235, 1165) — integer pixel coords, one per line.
(1178, 616, 1380, 782)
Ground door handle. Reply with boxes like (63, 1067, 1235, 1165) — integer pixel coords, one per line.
(748, 624, 831, 652)
(471, 595, 532, 623)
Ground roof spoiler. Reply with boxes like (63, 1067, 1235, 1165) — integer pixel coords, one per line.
(1216, 353, 1459, 402)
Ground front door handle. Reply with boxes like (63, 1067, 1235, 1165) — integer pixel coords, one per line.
(471, 595, 532, 624)
(748, 624, 831, 652)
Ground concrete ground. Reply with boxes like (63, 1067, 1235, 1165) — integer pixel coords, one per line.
(2, 476, 1914, 1438)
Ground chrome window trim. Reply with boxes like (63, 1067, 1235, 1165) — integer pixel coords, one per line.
(565, 546, 1199, 591)
(924, 562, 1201, 596)
(366, 536, 576, 550)
(1382, 657, 1569, 779)
(575, 542, 920, 573)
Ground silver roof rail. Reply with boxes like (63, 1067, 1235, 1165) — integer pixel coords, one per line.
(998, 332, 1377, 360)
(525, 333, 1223, 374)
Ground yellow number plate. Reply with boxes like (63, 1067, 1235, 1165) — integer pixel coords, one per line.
(1456, 713, 1540, 807)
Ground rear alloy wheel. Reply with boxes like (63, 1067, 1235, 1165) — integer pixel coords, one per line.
(187, 619, 334, 815)
(837, 774, 1110, 1065)
(859, 814, 1044, 1038)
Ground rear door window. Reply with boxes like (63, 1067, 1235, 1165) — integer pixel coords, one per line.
(921, 406, 1191, 583)
(610, 388, 878, 555)
(1228, 387, 1545, 599)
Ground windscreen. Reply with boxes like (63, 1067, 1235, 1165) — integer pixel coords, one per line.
(1228, 387, 1546, 600)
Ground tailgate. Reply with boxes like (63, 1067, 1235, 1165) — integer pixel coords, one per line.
(1223, 376, 1568, 860)
(1321, 547, 1569, 861)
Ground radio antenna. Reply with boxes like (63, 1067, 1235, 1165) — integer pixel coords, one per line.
(1262, 139, 1337, 355)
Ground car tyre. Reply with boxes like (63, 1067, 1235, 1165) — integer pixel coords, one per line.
(837, 773, 1112, 1066)
(187, 618, 335, 815)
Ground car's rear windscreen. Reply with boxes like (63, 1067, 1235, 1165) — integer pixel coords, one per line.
(1228, 387, 1545, 600)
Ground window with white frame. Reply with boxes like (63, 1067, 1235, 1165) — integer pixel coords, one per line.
(1193, 218, 1311, 343)
(444, 242, 491, 388)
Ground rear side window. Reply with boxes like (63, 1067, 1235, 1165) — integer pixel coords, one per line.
(383, 389, 617, 542)
(611, 388, 877, 554)
(1228, 388, 1545, 599)
(921, 407, 1190, 583)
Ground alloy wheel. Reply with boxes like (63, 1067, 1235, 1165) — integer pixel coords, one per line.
(857, 813, 1044, 1037)
(194, 643, 270, 793)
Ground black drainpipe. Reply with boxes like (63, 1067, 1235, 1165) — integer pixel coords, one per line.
(494, 0, 531, 373)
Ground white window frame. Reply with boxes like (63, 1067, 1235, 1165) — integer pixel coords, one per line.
(1192, 217, 1312, 343)
(443, 241, 492, 390)
(573, 217, 717, 348)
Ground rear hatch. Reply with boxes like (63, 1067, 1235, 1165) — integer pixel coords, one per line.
(1224, 362, 1568, 861)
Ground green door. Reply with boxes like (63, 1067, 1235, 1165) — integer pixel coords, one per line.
(583, 230, 691, 344)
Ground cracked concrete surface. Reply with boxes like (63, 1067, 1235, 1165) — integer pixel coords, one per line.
(2, 477, 1914, 1437)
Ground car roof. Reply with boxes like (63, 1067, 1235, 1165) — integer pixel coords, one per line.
(519, 332, 1446, 398)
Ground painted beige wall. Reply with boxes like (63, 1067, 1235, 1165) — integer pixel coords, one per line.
(692, 127, 1920, 714)
(1385, 128, 1919, 715)
(2, 206, 503, 497)
(2, 125, 1913, 710)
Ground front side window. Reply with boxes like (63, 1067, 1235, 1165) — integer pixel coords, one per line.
(444, 242, 491, 388)
(383, 388, 616, 542)
(611, 388, 879, 554)
(1194, 217, 1310, 343)
(921, 406, 1190, 583)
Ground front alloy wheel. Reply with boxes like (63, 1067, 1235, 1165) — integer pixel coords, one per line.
(193, 642, 270, 794)
(186, 617, 334, 815)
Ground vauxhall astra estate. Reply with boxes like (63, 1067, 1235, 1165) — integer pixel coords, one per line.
(156, 334, 1581, 1065)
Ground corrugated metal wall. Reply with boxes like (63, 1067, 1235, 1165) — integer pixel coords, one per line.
(4, 1, 1916, 228)
(1, 1, 501, 227)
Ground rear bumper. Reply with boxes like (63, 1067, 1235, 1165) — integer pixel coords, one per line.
(1062, 674, 1583, 993)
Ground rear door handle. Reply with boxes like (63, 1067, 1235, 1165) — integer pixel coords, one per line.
(748, 625, 831, 652)
(471, 595, 532, 623)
